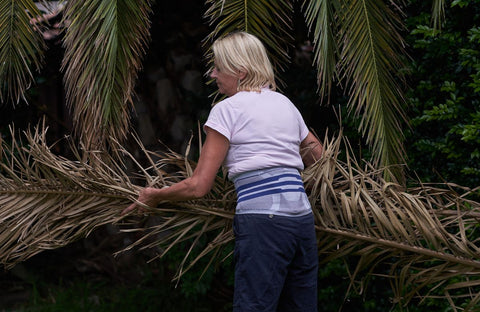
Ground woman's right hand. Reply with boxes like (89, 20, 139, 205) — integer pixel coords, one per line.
(121, 187, 160, 215)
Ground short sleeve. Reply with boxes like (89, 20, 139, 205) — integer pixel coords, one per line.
(203, 100, 235, 141)
(295, 106, 310, 141)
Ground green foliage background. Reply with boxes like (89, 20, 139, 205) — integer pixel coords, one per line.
(405, 0, 480, 189)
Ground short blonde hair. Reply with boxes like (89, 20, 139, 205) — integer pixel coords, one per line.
(212, 32, 276, 92)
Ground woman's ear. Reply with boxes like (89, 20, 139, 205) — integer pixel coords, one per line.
(238, 70, 247, 80)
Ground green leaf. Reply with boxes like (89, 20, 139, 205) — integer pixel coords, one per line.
(451, 0, 471, 8)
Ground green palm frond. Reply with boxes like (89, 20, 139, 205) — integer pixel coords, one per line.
(303, 0, 338, 98)
(1, 123, 480, 310)
(0, 0, 46, 105)
(204, 0, 294, 72)
(334, 0, 408, 180)
(61, 0, 152, 151)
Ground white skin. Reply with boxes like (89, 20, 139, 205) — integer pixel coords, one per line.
(122, 64, 323, 215)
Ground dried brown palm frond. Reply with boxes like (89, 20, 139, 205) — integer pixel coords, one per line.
(0, 122, 234, 273)
(114, 130, 236, 281)
(0, 124, 134, 267)
(120, 131, 480, 310)
(303, 133, 480, 310)
(1, 123, 480, 310)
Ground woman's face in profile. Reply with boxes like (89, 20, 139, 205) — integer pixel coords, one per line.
(210, 64, 239, 97)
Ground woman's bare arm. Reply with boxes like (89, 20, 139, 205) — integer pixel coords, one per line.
(122, 128, 229, 214)
(300, 131, 323, 167)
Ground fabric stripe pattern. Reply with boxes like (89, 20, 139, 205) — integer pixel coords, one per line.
(237, 174, 305, 203)
(232, 167, 312, 217)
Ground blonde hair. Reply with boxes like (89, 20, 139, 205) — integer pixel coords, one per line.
(212, 32, 276, 92)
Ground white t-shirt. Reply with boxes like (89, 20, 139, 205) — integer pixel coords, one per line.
(204, 88, 309, 178)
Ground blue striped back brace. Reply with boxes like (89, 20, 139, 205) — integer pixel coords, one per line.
(232, 167, 312, 216)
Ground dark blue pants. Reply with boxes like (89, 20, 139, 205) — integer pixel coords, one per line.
(233, 213, 318, 312)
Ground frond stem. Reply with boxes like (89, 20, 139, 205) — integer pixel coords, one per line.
(0, 189, 130, 200)
(244, 0, 248, 32)
(319, 227, 480, 270)
(360, 0, 381, 109)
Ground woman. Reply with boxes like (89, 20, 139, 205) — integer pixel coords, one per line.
(124, 31, 323, 312)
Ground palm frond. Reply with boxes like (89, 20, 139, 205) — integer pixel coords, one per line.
(61, 0, 152, 151)
(302, 0, 338, 99)
(335, 0, 408, 180)
(0, 124, 135, 267)
(113, 133, 236, 281)
(1, 123, 480, 310)
(204, 0, 294, 73)
(0, 0, 46, 105)
(303, 133, 480, 310)
(302, 0, 409, 181)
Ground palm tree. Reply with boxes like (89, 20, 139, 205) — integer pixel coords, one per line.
(5, 0, 480, 311)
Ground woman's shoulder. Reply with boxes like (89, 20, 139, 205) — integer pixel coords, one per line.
(212, 95, 234, 108)
(232, 88, 288, 100)
(210, 96, 241, 116)
(260, 88, 291, 100)
(214, 89, 292, 109)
